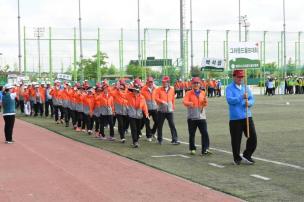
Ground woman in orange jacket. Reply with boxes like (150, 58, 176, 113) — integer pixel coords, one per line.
(82, 88, 95, 135)
(126, 81, 149, 148)
(183, 77, 211, 155)
(155, 76, 180, 145)
(141, 77, 158, 141)
(99, 83, 115, 140)
(110, 79, 128, 143)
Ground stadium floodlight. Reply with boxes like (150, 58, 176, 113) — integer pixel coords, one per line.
(241, 15, 250, 42)
(34, 27, 45, 78)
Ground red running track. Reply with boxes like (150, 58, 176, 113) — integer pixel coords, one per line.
(0, 119, 241, 202)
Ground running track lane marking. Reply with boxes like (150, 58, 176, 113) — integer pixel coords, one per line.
(250, 174, 271, 181)
(162, 138, 304, 171)
(208, 163, 225, 168)
(151, 154, 191, 159)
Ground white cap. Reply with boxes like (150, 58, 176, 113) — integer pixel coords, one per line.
(35, 84, 39, 88)
(4, 84, 13, 89)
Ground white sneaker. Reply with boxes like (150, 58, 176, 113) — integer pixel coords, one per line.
(241, 156, 253, 165)
(147, 138, 152, 142)
(5, 141, 13, 144)
(121, 138, 126, 143)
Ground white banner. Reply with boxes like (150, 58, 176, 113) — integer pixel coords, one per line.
(201, 58, 225, 69)
(57, 74, 72, 81)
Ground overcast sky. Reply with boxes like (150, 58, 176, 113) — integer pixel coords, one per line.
(1, 0, 303, 71)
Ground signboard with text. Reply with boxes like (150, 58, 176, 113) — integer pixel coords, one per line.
(228, 42, 261, 69)
(201, 58, 225, 72)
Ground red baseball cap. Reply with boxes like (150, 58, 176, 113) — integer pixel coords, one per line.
(233, 69, 245, 77)
(162, 76, 170, 83)
(191, 77, 201, 83)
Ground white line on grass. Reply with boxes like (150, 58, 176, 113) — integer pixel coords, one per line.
(208, 163, 225, 168)
(250, 174, 271, 181)
(162, 138, 304, 171)
(151, 154, 191, 159)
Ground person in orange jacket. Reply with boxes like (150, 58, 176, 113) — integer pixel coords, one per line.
(83, 87, 95, 135)
(126, 80, 149, 148)
(110, 79, 128, 143)
(50, 80, 65, 124)
(183, 77, 212, 155)
(155, 76, 180, 145)
(62, 82, 72, 127)
(93, 83, 102, 136)
(141, 76, 158, 141)
(69, 84, 78, 129)
(23, 85, 31, 116)
(99, 83, 115, 140)
(74, 86, 84, 131)
(33, 84, 44, 117)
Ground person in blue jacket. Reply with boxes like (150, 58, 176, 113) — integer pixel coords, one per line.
(226, 69, 257, 165)
(1, 84, 17, 144)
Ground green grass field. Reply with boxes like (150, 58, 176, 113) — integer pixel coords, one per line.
(18, 95, 304, 201)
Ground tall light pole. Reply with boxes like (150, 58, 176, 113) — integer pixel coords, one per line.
(34, 27, 45, 78)
(283, 0, 287, 77)
(241, 15, 250, 42)
(180, 0, 185, 80)
(238, 0, 241, 42)
(190, 0, 194, 70)
(137, 0, 141, 68)
(78, 0, 84, 81)
(17, 0, 22, 75)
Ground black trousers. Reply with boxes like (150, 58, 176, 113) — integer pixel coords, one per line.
(129, 118, 142, 144)
(187, 119, 210, 153)
(64, 107, 71, 124)
(229, 118, 257, 161)
(54, 105, 64, 121)
(76, 111, 83, 128)
(70, 110, 76, 126)
(19, 100, 25, 113)
(3, 115, 15, 142)
(34, 103, 44, 116)
(117, 114, 128, 139)
(86, 115, 94, 131)
(82, 113, 87, 130)
(157, 112, 178, 142)
(93, 115, 99, 132)
(99, 115, 114, 137)
(144, 110, 158, 138)
(45, 99, 54, 117)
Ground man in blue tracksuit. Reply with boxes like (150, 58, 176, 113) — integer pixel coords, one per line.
(226, 69, 257, 165)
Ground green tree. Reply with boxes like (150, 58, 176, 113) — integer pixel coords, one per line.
(77, 52, 108, 81)
(107, 64, 117, 75)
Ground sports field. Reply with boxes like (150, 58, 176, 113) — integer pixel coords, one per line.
(19, 95, 304, 201)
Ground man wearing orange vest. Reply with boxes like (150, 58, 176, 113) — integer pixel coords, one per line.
(183, 77, 212, 155)
(155, 76, 180, 145)
(141, 77, 158, 141)
(126, 79, 149, 148)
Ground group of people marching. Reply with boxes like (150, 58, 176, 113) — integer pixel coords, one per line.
(174, 78, 222, 99)
(9, 76, 212, 153)
(2, 69, 257, 165)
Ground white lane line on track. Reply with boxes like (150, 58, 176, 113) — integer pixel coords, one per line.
(208, 163, 225, 168)
(162, 138, 304, 171)
(151, 154, 190, 159)
(250, 174, 271, 181)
